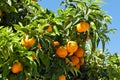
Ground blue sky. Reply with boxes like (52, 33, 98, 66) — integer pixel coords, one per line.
(38, 0, 120, 54)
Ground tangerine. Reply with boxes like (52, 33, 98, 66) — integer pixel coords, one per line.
(52, 41, 60, 47)
(47, 25, 52, 32)
(56, 46, 68, 58)
(71, 56, 79, 66)
(58, 74, 66, 80)
(11, 62, 22, 74)
(75, 48, 84, 58)
(76, 21, 89, 32)
(66, 41, 78, 53)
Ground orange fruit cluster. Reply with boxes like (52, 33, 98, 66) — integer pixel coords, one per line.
(55, 41, 78, 58)
(72, 47, 85, 69)
(21, 35, 41, 48)
(65, 47, 85, 69)
(11, 62, 22, 74)
(54, 40, 85, 69)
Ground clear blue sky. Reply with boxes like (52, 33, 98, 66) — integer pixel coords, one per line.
(38, 0, 120, 54)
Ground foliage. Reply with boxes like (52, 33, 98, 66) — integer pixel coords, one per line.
(0, 0, 119, 80)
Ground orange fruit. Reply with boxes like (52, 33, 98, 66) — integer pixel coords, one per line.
(66, 41, 78, 53)
(56, 46, 68, 58)
(0, 9, 2, 17)
(27, 37, 35, 48)
(76, 63, 80, 69)
(58, 74, 66, 80)
(74, 48, 84, 58)
(79, 57, 84, 66)
(11, 62, 22, 74)
(47, 25, 52, 32)
(37, 43, 41, 48)
(71, 56, 79, 66)
(21, 37, 28, 47)
(21, 35, 41, 48)
(76, 21, 89, 32)
(52, 41, 60, 47)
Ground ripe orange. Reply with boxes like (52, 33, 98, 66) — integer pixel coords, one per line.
(56, 46, 68, 58)
(0, 9, 2, 17)
(58, 74, 66, 80)
(37, 43, 41, 48)
(71, 56, 79, 66)
(11, 62, 22, 74)
(27, 37, 35, 48)
(76, 63, 80, 69)
(52, 41, 60, 47)
(74, 48, 84, 58)
(79, 57, 84, 66)
(47, 25, 52, 32)
(76, 21, 89, 32)
(21, 35, 41, 48)
(66, 41, 78, 53)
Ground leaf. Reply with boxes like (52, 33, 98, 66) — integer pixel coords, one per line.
(7, 0, 12, 6)
(21, 28, 29, 33)
(53, 25, 59, 35)
(10, 6, 17, 12)
(64, 22, 72, 30)
(3, 64, 10, 77)
(13, 24, 21, 31)
(39, 52, 50, 70)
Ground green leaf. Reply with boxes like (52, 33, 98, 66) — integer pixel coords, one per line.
(39, 51, 50, 70)
(53, 25, 59, 35)
(65, 22, 72, 30)
(21, 28, 29, 33)
(7, 0, 12, 6)
(3, 64, 10, 77)
(90, 22, 97, 30)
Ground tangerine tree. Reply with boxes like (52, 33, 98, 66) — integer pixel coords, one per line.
(0, 0, 120, 80)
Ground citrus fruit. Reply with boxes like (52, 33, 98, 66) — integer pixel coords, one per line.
(21, 35, 41, 48)
(52, 41, 60, 47)
(56, 46, 68, 58)
(66, 41, 78, 53)
(76, 21, 89, 32)
(47, 25, 52, 32)
(74, 48, 84, 58)
(59, 74, 66, 80)
(37, 43, 41, 48)
(71, 56, 79, 66)
(76, 63, 80, 69)
(11, 62, 22, 74)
